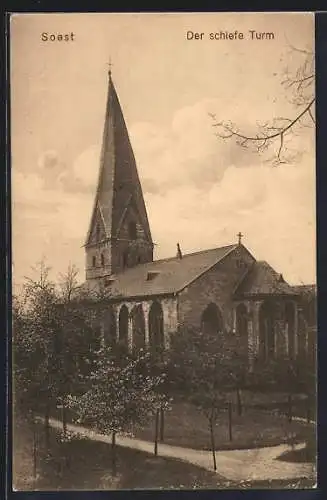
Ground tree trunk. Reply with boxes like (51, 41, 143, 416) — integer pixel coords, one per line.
(44, 403, 50, 449)
(33, 418, 37, 482)
(228, 402, 233, 442)
(62, 405, 67, 437)
(209, 418, 217, 471)
(112, 431, 117, 476)
(288, 394, 293, 423)
(236, 387, 242, 416)
(306, 395, 311, 423)
(154, 408, 160, 456)
(159, 407, 164, 442)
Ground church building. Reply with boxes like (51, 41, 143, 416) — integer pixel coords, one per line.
(83, 68, 307, 366)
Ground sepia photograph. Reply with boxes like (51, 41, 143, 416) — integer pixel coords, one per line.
(11, 12, 316, 490)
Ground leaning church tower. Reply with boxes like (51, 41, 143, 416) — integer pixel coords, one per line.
(84, 68, 154, 283)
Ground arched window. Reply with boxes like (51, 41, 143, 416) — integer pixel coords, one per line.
(101, 253, 105, 266)
(149, 301, 164, 351)
(285, 301, 295, 359)
(92, 256, 96, 268)
(307, 299, 316, 327)
(131, 304, 146, 351)
(259, 300, 276, 360)
(201, 303, 223, 336)
(118, 305, 129, 348)
(96, 223, 100, 242)
(236, 303, 248, 357)
(122, 250, 129, 269)
(128, 221, 137, 240)
(103, 306, 116, 347)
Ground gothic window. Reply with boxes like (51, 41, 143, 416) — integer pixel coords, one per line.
(307, 299, 316, 327)
(201, 303, 224, 336)
(92, 256, 96, 267)
(285, 301, 295, 359)
(128, 221, 137, 240)
(101, 253, 105, 266)
(149, 301, 164, 351)
(122, 250, 129, 269)
(259, 300, 276, 360)
(236, 303, 248, 357)
(96, 223, 100, 242)
(118, 305, 129, 348)
(131, 304, 146, 351)
(103, 307, 116, 347)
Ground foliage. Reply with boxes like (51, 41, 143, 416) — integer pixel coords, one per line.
(67, 347, 168, 436)
(13, 261, 105, 418)
(167, 324, 249, 409)
(13, 262, 60, 414)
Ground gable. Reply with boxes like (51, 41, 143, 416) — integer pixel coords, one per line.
(116, 195, 149, 241)
(88, 205, 107, 244)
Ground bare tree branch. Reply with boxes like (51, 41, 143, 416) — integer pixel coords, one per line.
(211, 44, 315, 165)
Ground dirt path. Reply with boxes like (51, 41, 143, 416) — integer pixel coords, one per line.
(47, 417, 315, 482)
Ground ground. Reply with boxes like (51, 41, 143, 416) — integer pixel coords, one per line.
(11, 417, 234, 490)
(13, 417, 315, 491)
(132, 400, 313, 451)
(52, 391, 314, 451)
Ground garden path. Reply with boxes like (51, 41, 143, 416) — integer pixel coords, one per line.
(46, 417, 315, 482)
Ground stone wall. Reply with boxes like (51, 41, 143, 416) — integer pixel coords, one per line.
(177, 245, 255, 331)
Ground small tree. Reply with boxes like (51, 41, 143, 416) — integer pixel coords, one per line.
(167, 325, 244, 470)
(68, 347, 167, 475)
(13, 261, 61, 447)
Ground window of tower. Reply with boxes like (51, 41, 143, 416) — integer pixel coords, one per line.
(96, 223, 100, 241)
(122, 250, 129, 269)
(128, 221, 137, 240)
(92, 256, 96, 267)
(101, 253, 105, 266)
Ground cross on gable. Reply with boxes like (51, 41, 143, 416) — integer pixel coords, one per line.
(237, 232, 244, 245)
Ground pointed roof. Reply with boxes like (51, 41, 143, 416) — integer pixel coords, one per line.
(85, 70, 152, 246)
(234, 261, 298, 298)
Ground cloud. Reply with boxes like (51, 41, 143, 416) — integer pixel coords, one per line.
(12, 97, 315, 286)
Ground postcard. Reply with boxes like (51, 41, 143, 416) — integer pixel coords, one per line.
(10, 12, 316, 490)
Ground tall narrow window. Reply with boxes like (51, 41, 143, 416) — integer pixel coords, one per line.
(92, 256, 96, 267)
(101, 253, 105, 266)
(128, 221, 137, 240)
(122, 250, 129, 269)
(96, 223, 100, 242)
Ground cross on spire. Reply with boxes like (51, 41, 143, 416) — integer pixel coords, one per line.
(237, 232, 244, 245)
(108, 57, 113, 76)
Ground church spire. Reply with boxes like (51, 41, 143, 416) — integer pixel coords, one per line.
(85, 68, 153, 282)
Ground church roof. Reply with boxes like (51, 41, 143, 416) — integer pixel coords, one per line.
(85, 71, 152, 246)
(104, 244, 238, 299)
(234, 260, 297, 298)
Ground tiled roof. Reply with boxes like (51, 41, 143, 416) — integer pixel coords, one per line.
(235, 261, 297, 298)
(102, 244, 238, 299)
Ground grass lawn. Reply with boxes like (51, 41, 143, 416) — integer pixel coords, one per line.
(12, 416, 316, 491)
(12, 417, 228, 490)
(132, 401, 315, 451)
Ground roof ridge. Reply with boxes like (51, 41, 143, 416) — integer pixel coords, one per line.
(153, 243, 238, 264)
(110, 243, 238, 279)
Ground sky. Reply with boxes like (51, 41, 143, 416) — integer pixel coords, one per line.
(11, 12, 315, 287)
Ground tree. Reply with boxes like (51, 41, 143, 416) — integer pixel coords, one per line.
(211, 44, 314, 166)
(67, 347, 167, 475)
(167, 325, 247, 471)
(13, 260, 62, 448)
